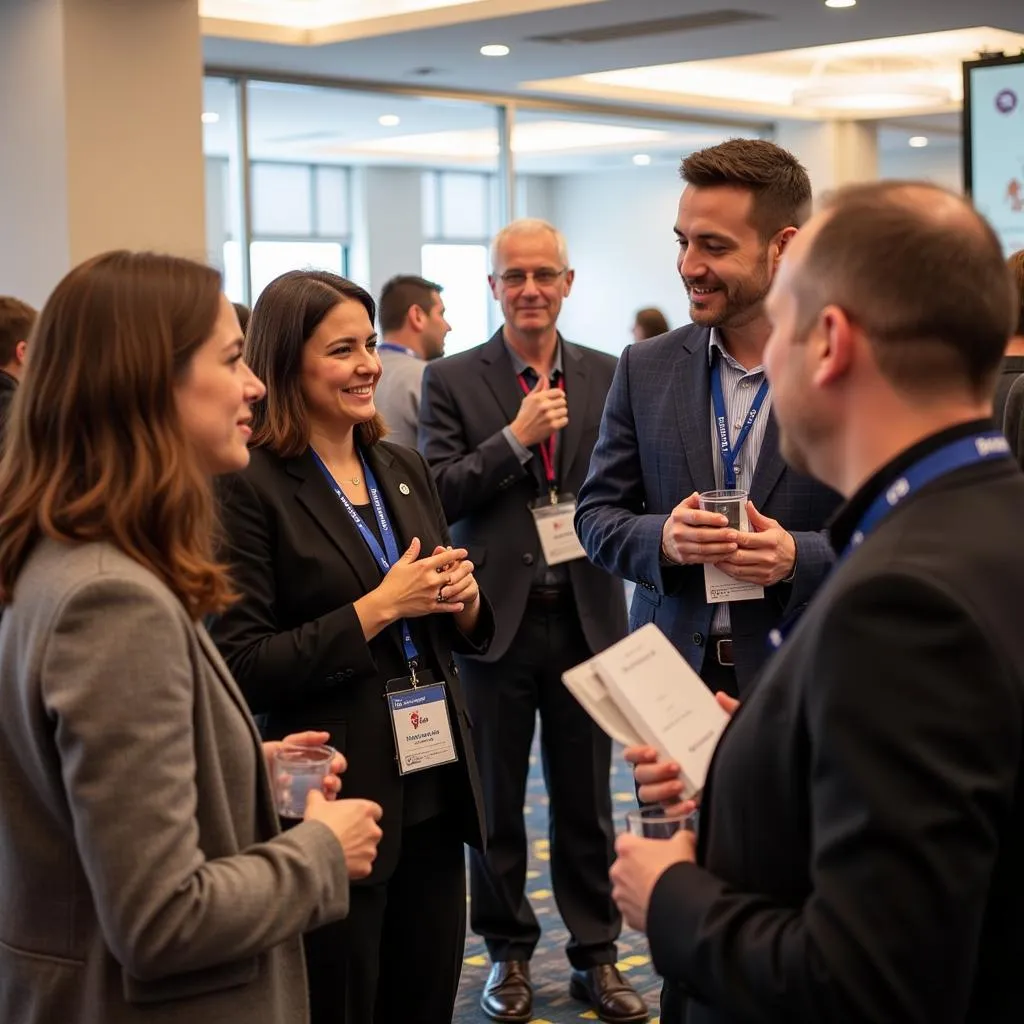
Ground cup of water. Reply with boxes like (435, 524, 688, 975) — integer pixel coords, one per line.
(698, 489, 748, 530)
(272, 744, 335, 819)
(625, 807, 698, 839)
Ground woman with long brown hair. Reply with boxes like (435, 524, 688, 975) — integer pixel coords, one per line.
(0, 251, 383, 1024)
(210, 269, 492, 1024)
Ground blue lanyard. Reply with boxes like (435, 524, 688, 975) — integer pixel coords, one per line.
(310, 448, 421, 670)
(841, 431, 1011, 559)
(377, 342, 420, 359)
(710, 359, 770, 489)
(768, 430, 1012, 651)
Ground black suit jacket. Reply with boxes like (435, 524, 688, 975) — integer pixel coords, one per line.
(647, 443, 1024, 1024)
(576, 324, 841, 691)
(210, 441, 490, 883)
(420, 330, 627, 661)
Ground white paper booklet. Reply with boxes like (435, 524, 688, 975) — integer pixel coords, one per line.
(562, 660, 646, 748)
(563, 623, 730, 800)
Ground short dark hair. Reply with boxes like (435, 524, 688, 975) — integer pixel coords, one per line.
(634, 307, 669, 340)
(680, 138, 812, 240)
(378, 275, 442, 334)
(246, 271, 386, 456)
(1009, 249, 1024, 337)
(0, 296, 37, 365)
(794, 181, 1015, 398)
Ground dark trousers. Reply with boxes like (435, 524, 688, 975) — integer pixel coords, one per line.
(659, 652, 738, 1024)
(460, 595, 620, 969)
(303, 815, 466, 1024)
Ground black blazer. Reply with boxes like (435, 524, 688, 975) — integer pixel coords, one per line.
(210, 441, 491, 883)
(647, 450, 1024, 1024)
(420, 330, 628, 662)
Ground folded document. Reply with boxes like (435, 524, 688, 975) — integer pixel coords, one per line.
(562, 623, 730, 800)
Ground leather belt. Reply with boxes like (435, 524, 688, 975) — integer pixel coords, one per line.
(527, 585, 572, 608)
(714, 638, 734, 667)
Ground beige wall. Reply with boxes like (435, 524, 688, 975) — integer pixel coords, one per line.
(0, 0, 206, 306)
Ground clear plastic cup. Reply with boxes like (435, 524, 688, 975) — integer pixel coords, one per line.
(698, 489, 748, 530)
(271, 744, 335, 819)
(625, 807, 698, 839)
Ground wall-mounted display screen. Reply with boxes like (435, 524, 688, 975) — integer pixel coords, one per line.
(964, 53, 1024, 255)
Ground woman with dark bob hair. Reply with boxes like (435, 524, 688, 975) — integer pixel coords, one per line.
(210, 269, 493, 1024)
(0, 252, 384, 1024)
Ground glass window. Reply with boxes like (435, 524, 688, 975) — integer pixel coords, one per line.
(249, 241, 346, 302)
(421, 173, 439, 239)
(422, 243, 491, 355)
(512, 107, 738, 354)
(202, 76, 246, 302)
(315, 166, 350, 237)
(252, 163, 313, 236)
(439, 172, 490, 238)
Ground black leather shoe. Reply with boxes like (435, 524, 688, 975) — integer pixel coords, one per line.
(570, 964, 649, 1023)
(480, 960, 532, 1023)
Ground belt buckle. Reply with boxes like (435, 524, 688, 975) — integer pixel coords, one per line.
(716, 638, 734, 667)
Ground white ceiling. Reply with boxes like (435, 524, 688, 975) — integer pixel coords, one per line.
(200, 0, 1024, 171)
(202, 0, 1024, 102)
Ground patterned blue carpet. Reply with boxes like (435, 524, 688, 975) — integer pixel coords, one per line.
(454, 737, 663, 1024)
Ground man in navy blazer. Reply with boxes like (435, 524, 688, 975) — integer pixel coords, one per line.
(576, 139, 839, 699)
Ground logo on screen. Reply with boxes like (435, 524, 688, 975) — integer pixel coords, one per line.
(995, 89, 1018, 115)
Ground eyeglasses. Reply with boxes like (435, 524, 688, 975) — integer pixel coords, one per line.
(497, 268, 567, 288)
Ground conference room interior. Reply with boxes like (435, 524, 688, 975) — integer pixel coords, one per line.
(2, 2, 1024, 1023)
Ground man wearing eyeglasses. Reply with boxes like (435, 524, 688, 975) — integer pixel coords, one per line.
(420, 219, 647, 1024)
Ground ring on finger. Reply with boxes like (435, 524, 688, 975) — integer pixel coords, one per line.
(437, 586, 445, 603)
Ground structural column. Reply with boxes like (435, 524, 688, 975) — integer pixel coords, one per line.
(774, 119, 879, 198)
(0, 0, 206, 306)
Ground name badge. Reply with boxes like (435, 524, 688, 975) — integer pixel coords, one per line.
(703, 501, 764, 604)
(387, 680, 459, 776)
(530, 492, 586, 565)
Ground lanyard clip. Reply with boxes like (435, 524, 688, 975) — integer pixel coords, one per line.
(549, 486, 559, 506)
(408, 660, 420, 687)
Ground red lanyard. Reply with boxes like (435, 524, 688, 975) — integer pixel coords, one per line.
(517, 371, 564, 488)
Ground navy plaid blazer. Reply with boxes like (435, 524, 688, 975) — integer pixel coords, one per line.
(575, 324, 841, 693)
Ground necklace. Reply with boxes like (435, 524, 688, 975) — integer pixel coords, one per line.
(340, 474, 361, 487)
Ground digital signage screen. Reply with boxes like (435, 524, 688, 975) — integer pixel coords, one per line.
(964, 52, 1024, 255)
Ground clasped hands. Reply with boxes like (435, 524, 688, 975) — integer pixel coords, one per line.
(660, 491, 796, 586)
(611, 693, 739, 932)
(377, 537, 480, 619)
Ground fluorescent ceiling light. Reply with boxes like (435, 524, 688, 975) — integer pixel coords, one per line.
(632, 154, 652, 166)
(200, 0, 478, 30)
(793, 81, 951, 112)
(824, 0, 856, 8)
(480, 44, 510, 57)
(317, 121, 719, 160)
(378, 114, 401, 126)
(908, 136, 930, 147)
(201, 111, 220, 124)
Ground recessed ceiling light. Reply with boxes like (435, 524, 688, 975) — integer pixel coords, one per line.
(201, 112, 220, 124)
(480, 44, 510, 57)
(632, 154, 652, 166)
(908, 135, 930, 147)
(378, 114, 401, 127)
(824, 0, 857, 8)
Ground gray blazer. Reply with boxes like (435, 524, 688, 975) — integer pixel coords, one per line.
(0, 539, 350, 1024)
